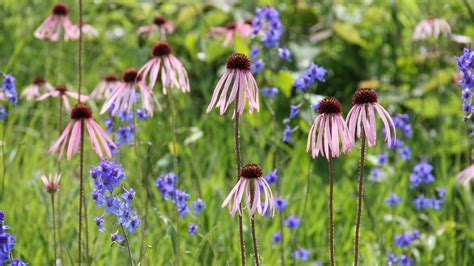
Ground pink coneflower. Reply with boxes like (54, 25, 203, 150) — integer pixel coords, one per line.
(457, 164, 474, 185)
(34, 3, 79, 41)
(346, 88, 396, 147)
(22, 76, 54, 101)
(412, 16, 451, 41)
(50, 103, 116, 160)
(38, 85, 89, 111)
(306, 97, 352, 159)
(100, 68, 153, 116)
(138, 41, 190, 94)
(90, 73, 120, 100)
(222, 163, 274, 218)
(207, 53, 259, 117)
(41, 174, 61, 194)
(137, 16, 175, 39)
(79, 23, 98, 38)
(209, 21, 253, 46)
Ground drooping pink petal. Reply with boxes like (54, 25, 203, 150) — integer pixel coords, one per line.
(67, 120, 82, 160)
(85, 119, 103, 159)
(49, 122, 73, 160)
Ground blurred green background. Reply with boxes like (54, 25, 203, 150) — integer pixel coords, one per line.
(0, 0, 473, 265)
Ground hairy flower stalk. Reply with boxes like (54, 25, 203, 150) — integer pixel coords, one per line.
(306, 97, 353, 266)
(41, 174, 60, 265)
(346, 88, 396, 266)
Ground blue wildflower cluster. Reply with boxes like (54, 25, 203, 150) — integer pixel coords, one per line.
(386, 230, 419, 265)
(456, 48, 474, 124)
(293, 63, 328, 92)
(90, 160, 141, 242)
(252, 7, 283, 48)
(387, 253, 414, 266)
(154, 173, 206, 236)
(409, 161, 445, 210)
(0, 210, 27, 265)
(260, 87, 279, 98)
(106, 108, 150, 150)
(0, 73, 18, 120)
(281, 104, 300, 143)
(391, 114, 412, 160)
(250, 45, 265, 74)
(293, 247, 310, 261)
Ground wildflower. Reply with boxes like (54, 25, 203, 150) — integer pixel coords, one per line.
(21, 76, 54, 101)
(192, 198, 206, 215)
(0, 211, 25, 265)
(384, 193, 401, 207)
(413, 194, 432, 210)
(293, 63, 327, 92)
(399, 254, 414, 266)
(437, 187, 446, 199)
(289, 104, 299, 119)
(222, 163, 274, 217)
(251, 59, 265, 74)
(457, 48, 474, 89)
(306, 97, 352, 159)
(412, 16, 451, 41)
(38, 85, 89, 111)
(282, 125, 293, 143)
(101, 68, 153, 117)
(378, 152, 388, 166)
(252, 7, 283, 47)
(34, 3, 79, 41)
(394, 230, 419, 248)
(0, 106, 6, 120)
(95, 216, 105, 232)
(136, 108, 150, 120)
(40, 174, 61, 194)
(1, 73, 18, 105)
(209, 21, 252, 46)
(278, 46, 291, 61)
(293, 248, 310, 261)
(104, 117, 114, 134)
(115, 126, 134, 146)
(110, 231, 125, 243)
(122, 188, 135, 203)
(409, 161, 435, 188)
(264, 169, 278, 184)
(188, 223, 198, 236)
(284, 215, 300, 229)
(369, 168, 383, 182)
(138, 41, 190, 94)
(275, 197, 287, 211)
(387, 253, 398, 264)
(137, 16, 174, 39)
(272, 232, 282, 245)
(90, 73, 120, 100)
(347, 88, 396, 147)
(207, 54, 259, 117)
(79, 23, 98, 38)
(260, 87, 278, 98)
(392, 114, 412, 138)
(8, 259, 28, 266)
(399, 146, 412, 160)
(50, 103, 116, 160)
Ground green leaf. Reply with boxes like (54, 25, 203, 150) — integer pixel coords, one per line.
(333, 21, 367, 47)
(276, 71, 295, 97)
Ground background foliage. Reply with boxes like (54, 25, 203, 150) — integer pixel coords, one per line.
(0, 0, 473, 265)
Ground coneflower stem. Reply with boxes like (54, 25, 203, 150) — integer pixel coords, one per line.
(234, 88, 246, 266)
(166, 92, 181, 266)
(249, 182, 260, 266)
(353, 131, 366, 266)
(51, 193, 58, 266)
(78, 121, 85, 265)
(121, 223, 134, 266)
(56, 95, 64, 263)
(328, 154, 335, 266)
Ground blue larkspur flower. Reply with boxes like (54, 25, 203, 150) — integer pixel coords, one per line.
(115, 126, 134, 146)
(8, 258, 28, 266)
(192, 198, 206, 215)
(384, 193, 401, 207)
(378, 152, 388, 166)
(188, 223, 198, 236)
(272, 232, 281, 245)
(252, 7, 283, 47)
(95, 216, 105, 232)
(394, 230, 419, 248)
(284, 215, 300, 229)
(398, 146, 412, 160)
(289, 105, 299, 119)
(282, 125, 293, 143)
(278, 46, 291, 61)
(293, 247, 310, 261)
(260, 87, 279, 98)
(136, 108, 150, 120)
(111, 231, 125, 243)
(275, 197, 287, 211)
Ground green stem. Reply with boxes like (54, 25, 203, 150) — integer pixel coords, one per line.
(353, 131, 366, 266)
(78, 121, 85, 265)
(166, 92, 181, 265)
(56, 97, 64, 263)
(121, 224, 134, 266)
(51, 193, 58, 266)
(250, 181, 260, 266)
(328, 153, 335, 266)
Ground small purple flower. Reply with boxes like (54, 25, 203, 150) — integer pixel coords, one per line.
(136, 108, 150, 120)
(413, 194, 432, 210)
(122, 188, 135, 203)
(289, 105, 299, 119)
(394, 230, 419, 248)
(261, 87, 279, 98)
(278, 46, 291, 61)
(284, 215, 300, 229)
(188, 223, 198, 236)
(282, 125, 293, 143)
(0, 105, 7, 120)
(192, 198, 206, 215)
(399, 254, 414, 266)
(378, 152, 388, 166)
(398, 146, 412, 160)
(293, 247, 310, 261)
(387, 253, 398, 264)
(437, 187, 446, 199)
(95, 216, 105, 232)
(251, 59, 265, 73)
(8, 258, 28, 266)
(384, 193, 401, 207)
(275, 197, 287, 211)
(111, 231, 125, 243)
(311, 101, 320, 111)
(272, 232, 282, 245)
(264, 169, 278, 184)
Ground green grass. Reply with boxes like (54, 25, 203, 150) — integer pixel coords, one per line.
(0, 0, 473, 265)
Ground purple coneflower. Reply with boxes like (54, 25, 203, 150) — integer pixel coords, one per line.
(346, 88, 395, 266)
(137, 16, 174, 40)
(50, 103, 116, 160)
(41, 174, 61, 194)
(222, 163, 274, 218)
(138, 41, 190, 94)
(457, 164, 474, 186)
(79, 22, 98, 38)
(306, 97, 352, 159)
(34, 3, 79, 41)
(38, 85, 89, 111)
(90, 73, 120, 100)
(209, 21, 253, 47)
(412, 16, 451, 41)
(207, 53, 259, 117)
(101, 68, 153, 116)
(346, 88, 396, 147)
(21, 76, 54, 101)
